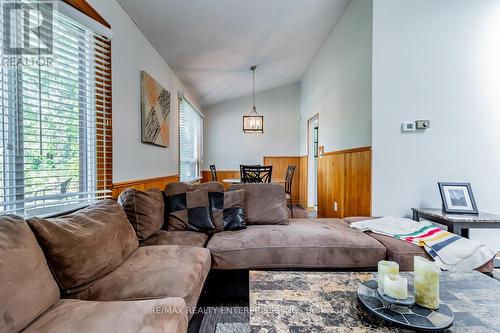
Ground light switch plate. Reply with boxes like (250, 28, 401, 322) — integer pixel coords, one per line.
(401, 121, 416, 132)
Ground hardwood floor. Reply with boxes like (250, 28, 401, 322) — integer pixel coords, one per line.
(291, 204, 317, 218)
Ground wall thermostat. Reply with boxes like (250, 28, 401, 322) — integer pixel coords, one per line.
(401, 121, 416, 132)
(416, 120, 430, 129)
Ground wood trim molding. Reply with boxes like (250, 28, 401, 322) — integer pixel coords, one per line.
(62, 0, 111, 28)
(112, 175, 180, 199)
(322, 146, 372, 156)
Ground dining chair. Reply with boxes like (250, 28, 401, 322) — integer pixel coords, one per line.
(285, 165, 296, 217)
(241, 165, 272, 183)
(209, 164, 217, 181)
(239, 164, 260, 180)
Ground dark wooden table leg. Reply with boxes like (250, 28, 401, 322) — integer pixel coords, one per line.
(461, 228, 469, 239)
(452, 225, 469, 238)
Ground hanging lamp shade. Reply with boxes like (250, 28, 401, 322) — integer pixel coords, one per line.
(243, 66, 263, 133)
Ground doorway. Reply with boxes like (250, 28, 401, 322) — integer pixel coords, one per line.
(307, 115, 319, 209)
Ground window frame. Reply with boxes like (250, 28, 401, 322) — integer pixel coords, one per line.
(63, 0, 112, 203)
(0, 0, 112, 217)
(178, 97, 203, 183)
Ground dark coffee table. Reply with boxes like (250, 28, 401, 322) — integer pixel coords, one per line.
(249, 271, 500, 332)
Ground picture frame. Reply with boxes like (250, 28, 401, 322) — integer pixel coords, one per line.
(140, 71, 171, 147)
(438, 182, 478, 214)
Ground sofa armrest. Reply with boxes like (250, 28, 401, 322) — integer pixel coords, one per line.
(23, 298, 188, 333)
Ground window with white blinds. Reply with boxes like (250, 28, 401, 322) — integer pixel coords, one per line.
(0, 1, 112, 217)
(179, 98, 202, 182)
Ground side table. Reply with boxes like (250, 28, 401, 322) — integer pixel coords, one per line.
(412, 208, 500, 268)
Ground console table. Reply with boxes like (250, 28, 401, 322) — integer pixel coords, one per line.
(411, 208, 500, 239)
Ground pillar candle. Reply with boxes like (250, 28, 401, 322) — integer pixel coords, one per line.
(377, 260, 399, 293)
(383, 274, 408, 299)
(414, 256, 441, 309)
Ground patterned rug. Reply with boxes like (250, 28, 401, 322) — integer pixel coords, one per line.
(198, 306, 249, 333)
(215, 323, 250, 333)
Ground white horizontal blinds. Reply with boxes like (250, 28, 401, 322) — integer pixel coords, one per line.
(179, 98, 202, 182)
(0, 1, 112, 216)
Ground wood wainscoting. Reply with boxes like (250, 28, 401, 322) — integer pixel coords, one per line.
(202, 157, 308, 205)
(200, 147, 371, 216)
(317, 146, 371, 218)
(263, 156, 303, 205)
(111, 175, 179, 199)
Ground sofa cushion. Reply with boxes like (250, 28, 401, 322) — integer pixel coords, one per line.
(206, 218, 386, 269)
(118, 188, 164, 240)
(209, 189, 246, 231)
(0, 215, 60, 332)
(228, 183, 288, 225)
(23, 298, 188, 333)
(165, 189, 215, 232)
(27, 200, 139, 293)
(140, 230, 209, 247)
(69, 245, 211, 319)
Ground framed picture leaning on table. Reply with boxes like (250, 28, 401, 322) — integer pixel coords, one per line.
(438, 182, 478, 214)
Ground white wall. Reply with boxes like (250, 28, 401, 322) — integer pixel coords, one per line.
(88, 0, 201, 182)
(299, 0, 373, 155)
(204, 83, 300, 170)
(372, 0, 500, 250)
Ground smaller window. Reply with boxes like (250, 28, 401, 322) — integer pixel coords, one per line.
(179, 98, 203, 182)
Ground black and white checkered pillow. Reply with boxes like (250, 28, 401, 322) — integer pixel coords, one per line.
(208, 189, 245, 231)
(166, 189, 215, 232)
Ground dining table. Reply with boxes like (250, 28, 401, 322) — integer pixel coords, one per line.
(222, 178, 286, 184)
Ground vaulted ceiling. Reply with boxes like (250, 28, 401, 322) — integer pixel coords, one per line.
(118, 0, 349, 107)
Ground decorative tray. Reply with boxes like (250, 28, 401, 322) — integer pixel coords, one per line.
(357, 280, 454, 331)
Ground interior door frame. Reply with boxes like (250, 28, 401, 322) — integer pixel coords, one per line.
(306, 114, 319, 209)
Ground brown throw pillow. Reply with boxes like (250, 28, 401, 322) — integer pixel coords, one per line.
(0, 215, 60, 332)
(165, 189, 215, 232)
(209, 189, 246, 231)
(228, 183, 289, 225)
(27, 200, 138, 293)
(118, 188, 164, 240)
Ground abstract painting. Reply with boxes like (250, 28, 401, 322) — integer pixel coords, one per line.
(140, 71, 171, 147)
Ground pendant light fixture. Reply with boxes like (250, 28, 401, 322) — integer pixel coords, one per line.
(243, 65, 263, 133)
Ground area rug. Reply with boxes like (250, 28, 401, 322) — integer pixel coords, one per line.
(198, 306, 249, 333)
(215, 322, 250, 333)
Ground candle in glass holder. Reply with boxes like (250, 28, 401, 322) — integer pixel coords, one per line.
(383, 274, 408, 299)
(414, 256, 441, 309)
(377, 260, 399, 293)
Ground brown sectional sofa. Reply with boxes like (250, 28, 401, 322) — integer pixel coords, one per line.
(1, 182, 492, 333)
(0, 215, 190, 333)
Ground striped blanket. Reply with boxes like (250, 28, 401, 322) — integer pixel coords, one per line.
(350, 216, 495, 271)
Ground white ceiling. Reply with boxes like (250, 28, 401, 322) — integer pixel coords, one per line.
(118, 0, 349, 107)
